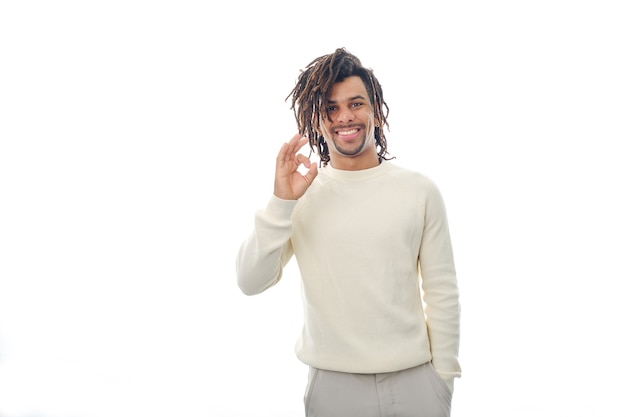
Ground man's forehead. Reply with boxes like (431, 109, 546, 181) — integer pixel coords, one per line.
(327, 76, 369, 102)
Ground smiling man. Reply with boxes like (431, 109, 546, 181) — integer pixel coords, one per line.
(236, 48, 461, 417)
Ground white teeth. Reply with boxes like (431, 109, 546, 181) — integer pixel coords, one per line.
(337, 129, 358, 135)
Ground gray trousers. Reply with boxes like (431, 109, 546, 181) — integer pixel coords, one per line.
(304, 361, 452, 417)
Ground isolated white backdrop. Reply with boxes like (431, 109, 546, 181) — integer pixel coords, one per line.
(1, 1, 625, 416)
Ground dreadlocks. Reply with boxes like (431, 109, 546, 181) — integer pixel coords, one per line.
(286, 48, 392, 167)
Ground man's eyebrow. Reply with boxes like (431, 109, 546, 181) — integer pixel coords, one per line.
(327, 95, 368, 103)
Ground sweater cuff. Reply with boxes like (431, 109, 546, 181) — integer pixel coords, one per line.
(265, 194, 298, 219)
(433, 368, 460, 394)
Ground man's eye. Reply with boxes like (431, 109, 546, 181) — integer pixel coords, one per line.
(327, 106, 337, 112)
(351, 102, 362, 108)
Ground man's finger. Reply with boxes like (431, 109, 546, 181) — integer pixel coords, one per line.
(285, 134, 302, 157)
(303, 162, 319, 186)
(296, 153, 311, 168)
(278, 134, 302, 167)
(276, 142, 289, 168)
(289, 135, 308, 158)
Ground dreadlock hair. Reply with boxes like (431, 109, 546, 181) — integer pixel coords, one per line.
(286, 48, 392, 167)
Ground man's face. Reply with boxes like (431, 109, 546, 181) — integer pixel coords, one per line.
(319, 76, 379, 169)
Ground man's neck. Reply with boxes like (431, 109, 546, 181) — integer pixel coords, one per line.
(329, 153, 380, 171)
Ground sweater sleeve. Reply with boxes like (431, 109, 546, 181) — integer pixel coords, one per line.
(236, 195, 297, 295)
(418, 182, 462, 387)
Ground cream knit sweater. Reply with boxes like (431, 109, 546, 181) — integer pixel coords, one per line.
(236, 161, 461, 389)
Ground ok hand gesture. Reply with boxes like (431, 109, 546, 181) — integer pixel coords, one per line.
(274, 134, 319, 200)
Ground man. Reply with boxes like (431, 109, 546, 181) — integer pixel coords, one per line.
(236, 48, 461, 417)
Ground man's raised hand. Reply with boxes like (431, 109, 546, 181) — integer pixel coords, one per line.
(274, 134, 319, 200)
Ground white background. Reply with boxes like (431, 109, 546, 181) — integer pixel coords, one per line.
(1, 1, 625, 416)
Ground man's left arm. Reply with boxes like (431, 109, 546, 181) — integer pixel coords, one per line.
(418, 181, 462, 392)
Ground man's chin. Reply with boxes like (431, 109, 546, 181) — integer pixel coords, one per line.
(334, 147, 362, 157)
(331, 140, 366, 157)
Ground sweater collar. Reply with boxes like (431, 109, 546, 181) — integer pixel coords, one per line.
(321, 160, 392, 182)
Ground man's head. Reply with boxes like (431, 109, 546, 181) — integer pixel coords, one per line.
(287, 48, 391, 168)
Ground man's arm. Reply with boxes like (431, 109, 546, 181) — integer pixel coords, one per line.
(236, 134, 318, 295)
(418, 181, 461, 391)
(236, 196, 296, 295)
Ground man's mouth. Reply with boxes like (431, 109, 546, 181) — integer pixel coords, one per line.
(336, 128, 359, 136)
(335, 127, 361, 140)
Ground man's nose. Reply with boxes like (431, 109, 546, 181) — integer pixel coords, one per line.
(336, 107, 354, 123)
